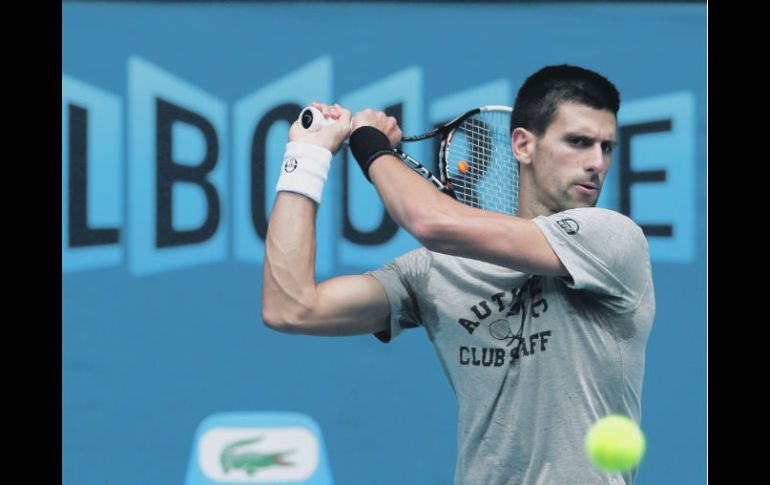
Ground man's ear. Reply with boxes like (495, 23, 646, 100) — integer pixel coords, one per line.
(511, 127, 535, 166)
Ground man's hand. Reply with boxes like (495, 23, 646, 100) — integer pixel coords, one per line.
(289, 102, 352, 154)
(351, 109, 403, 146)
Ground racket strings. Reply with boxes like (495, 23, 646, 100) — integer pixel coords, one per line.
(445, 111, 519, 215)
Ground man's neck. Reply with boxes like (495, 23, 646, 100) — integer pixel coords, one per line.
(517, 193, 557, 220)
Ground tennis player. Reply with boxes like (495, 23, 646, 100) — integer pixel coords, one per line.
(262, 64, 655, 485)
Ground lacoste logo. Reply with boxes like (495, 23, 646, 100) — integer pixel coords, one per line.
(284, 158, 298, 173)
(221, 436, 294, 475)
(198, 426, 319, 482)
(556, 218, 579, 235)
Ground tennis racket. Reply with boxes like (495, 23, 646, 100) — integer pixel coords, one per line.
(299, 105, 519, 215)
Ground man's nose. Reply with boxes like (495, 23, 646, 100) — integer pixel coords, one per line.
(584, 143, 608, 172)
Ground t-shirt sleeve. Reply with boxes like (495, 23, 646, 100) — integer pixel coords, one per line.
(366, 248, 432, 343)
(532, 207, 652, 311)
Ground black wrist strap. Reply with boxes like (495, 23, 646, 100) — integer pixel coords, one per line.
(349, 126, 394, 182)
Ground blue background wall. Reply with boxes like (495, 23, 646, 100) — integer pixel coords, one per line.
(62, 2, 706, 484)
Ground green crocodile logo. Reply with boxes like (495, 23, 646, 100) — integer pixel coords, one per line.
(220, 436, 295, 475)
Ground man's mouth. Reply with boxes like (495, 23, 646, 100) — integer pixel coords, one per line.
(575, 183, 598, 194)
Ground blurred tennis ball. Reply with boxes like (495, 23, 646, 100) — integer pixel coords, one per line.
(585, 415, 646, 472)
(457, 160, 469, 173)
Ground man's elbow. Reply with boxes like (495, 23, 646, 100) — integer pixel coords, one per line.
(408, 209, 455, 253)
(261, 303, 289, 332)
(261, 301, 313, 334)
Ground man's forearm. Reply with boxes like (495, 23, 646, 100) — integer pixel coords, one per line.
(368, 154, 462, 243)
(261, 192, 319, 328)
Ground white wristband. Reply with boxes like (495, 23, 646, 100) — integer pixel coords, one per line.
(275, 141, 333, 205)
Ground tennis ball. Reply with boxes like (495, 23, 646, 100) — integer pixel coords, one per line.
(585, 415, 646, 472)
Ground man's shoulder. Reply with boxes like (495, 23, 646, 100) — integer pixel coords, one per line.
(549, 207, 644, 238)
(380, 246, 434, 272)
(555, 207, 636, 223)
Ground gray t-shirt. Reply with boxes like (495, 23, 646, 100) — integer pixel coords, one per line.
(368, 207, 655, 485)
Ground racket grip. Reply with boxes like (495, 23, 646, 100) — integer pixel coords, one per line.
(299, 106, 357, 133)
(299, 106, 334, 132)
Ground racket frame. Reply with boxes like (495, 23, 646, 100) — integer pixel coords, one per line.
(398, 105, 513, 200)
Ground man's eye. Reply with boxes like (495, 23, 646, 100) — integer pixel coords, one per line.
(602, 143, 615, 154)
(569, 137, 590, 147)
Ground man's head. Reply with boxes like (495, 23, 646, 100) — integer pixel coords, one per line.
(510, 65, 620, 218)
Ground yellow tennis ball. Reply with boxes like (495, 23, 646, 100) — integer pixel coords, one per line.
(585, 415, 646, 472)
(457, 160, 469, 173)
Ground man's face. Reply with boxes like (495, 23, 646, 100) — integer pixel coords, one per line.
(528, 102, 617, 213)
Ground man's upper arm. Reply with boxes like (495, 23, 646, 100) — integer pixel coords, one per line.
(415, 204, 650, 310)
(414, 204, 569, 276)
(280, 274, 391, 337)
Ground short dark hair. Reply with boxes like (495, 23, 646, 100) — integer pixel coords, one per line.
(510, 65, 620, 136)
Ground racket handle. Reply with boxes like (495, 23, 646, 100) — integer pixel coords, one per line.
(299, 106, 357, 133)
(299, 106, 334, 132)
